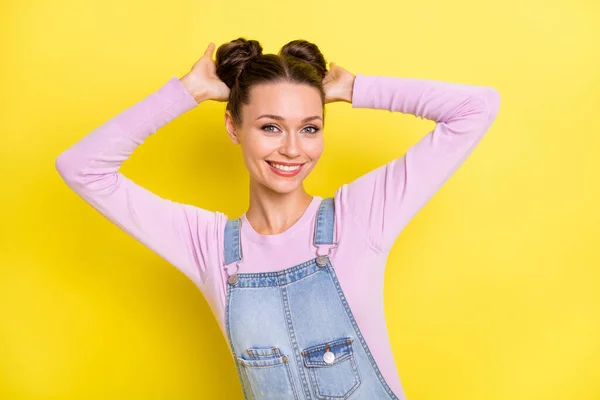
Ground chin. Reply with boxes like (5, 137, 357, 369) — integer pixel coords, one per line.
(264, 180, 304, 195)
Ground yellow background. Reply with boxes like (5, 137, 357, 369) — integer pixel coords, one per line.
(1, 0, 599, 398)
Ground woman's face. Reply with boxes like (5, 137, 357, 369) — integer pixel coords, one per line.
(225, 82, 324, 195)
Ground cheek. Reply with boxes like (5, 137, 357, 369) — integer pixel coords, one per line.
(241, 134, 278, 160)
(305, 137, 324, 161)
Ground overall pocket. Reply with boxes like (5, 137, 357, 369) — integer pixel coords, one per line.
(301, 337, 361, 400)
(237, 346, 299, 400)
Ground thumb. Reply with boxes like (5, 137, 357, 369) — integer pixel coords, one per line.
(323, 62, 335, 84)
(204, 42, 216, 57)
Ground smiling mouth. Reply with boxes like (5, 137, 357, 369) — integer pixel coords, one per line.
(265, 161, 305, 172)
(265, 160, 306, 176)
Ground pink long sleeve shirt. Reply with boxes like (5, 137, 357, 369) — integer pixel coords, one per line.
(55, 73, 500, 398)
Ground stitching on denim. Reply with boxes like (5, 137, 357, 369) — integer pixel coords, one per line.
(313, 198, 335, 246)
(285, 358, 301, 400)
(225, 285, 252, 400)
(307, 355, 360, 400)
(239, 365, 256, 400)
(280, 284, 313, 400)
(224, 218, 243, 266)
(327, 266, 398, 399)
(301, 337, 354, 355)
(230, 258, 328, 288)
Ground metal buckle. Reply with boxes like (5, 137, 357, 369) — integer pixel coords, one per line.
(225, 262, 240, 285)
(315, 243, 338, 267)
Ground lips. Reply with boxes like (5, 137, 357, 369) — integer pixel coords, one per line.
(265, 160, 306, 177)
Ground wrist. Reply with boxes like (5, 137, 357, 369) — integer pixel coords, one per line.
(346, 74, 356, 103)
(179, 74, 207, 104)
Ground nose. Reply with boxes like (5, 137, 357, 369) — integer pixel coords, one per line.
(279, 132, 301, 159)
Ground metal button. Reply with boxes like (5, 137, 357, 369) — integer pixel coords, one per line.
(316, 255, 328, 267)
(323, 350, 335, 364)
(228, 274, 239, 285)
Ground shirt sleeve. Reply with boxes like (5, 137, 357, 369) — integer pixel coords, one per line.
(55, 76, 220, 287)
(336, 73, 501, 253)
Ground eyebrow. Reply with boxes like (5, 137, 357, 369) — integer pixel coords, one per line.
(256, 114, 322, 123)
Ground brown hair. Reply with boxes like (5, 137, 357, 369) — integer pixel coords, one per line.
(215, 37, 328, 128)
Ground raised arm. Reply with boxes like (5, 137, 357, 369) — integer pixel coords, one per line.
(337, 72, 501, 253)
(55, 43, 230, 286)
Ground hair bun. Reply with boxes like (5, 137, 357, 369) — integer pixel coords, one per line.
(215, 37, 263, 89)
(280, 40, 327, 80)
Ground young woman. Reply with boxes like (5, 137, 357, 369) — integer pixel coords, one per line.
(56, 38, 500, 400)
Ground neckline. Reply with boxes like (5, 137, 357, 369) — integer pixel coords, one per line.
(240, 196, 322, 245)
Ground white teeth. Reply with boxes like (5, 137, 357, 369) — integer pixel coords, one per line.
(268, 162, 301, 172)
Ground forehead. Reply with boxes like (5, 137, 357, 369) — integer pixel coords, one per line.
(244, 82, 322, 122)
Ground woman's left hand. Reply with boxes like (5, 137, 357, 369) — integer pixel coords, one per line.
(323, 62, 356, 104)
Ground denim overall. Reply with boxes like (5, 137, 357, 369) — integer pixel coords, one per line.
(223, 198, 399, 400)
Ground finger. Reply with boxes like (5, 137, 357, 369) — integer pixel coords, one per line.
(204, 42, 215, 57)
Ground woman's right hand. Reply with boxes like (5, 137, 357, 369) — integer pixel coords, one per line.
(180, 42, 230, 103)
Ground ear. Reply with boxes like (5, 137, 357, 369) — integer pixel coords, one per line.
(224, 111, 241, 145)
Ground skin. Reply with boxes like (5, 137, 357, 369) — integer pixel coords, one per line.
(180, 42, 356, 235)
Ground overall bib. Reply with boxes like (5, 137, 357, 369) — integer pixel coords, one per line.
(223, 198, 399, 400)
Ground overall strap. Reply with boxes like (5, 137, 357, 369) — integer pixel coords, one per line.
(313, 197, 336, 246)
(224, 218, 242, 266)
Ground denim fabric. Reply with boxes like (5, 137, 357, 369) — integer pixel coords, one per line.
(224, 198, 398, 400)
(313, 197, 335, 246)
(224, 218, 242, 266)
